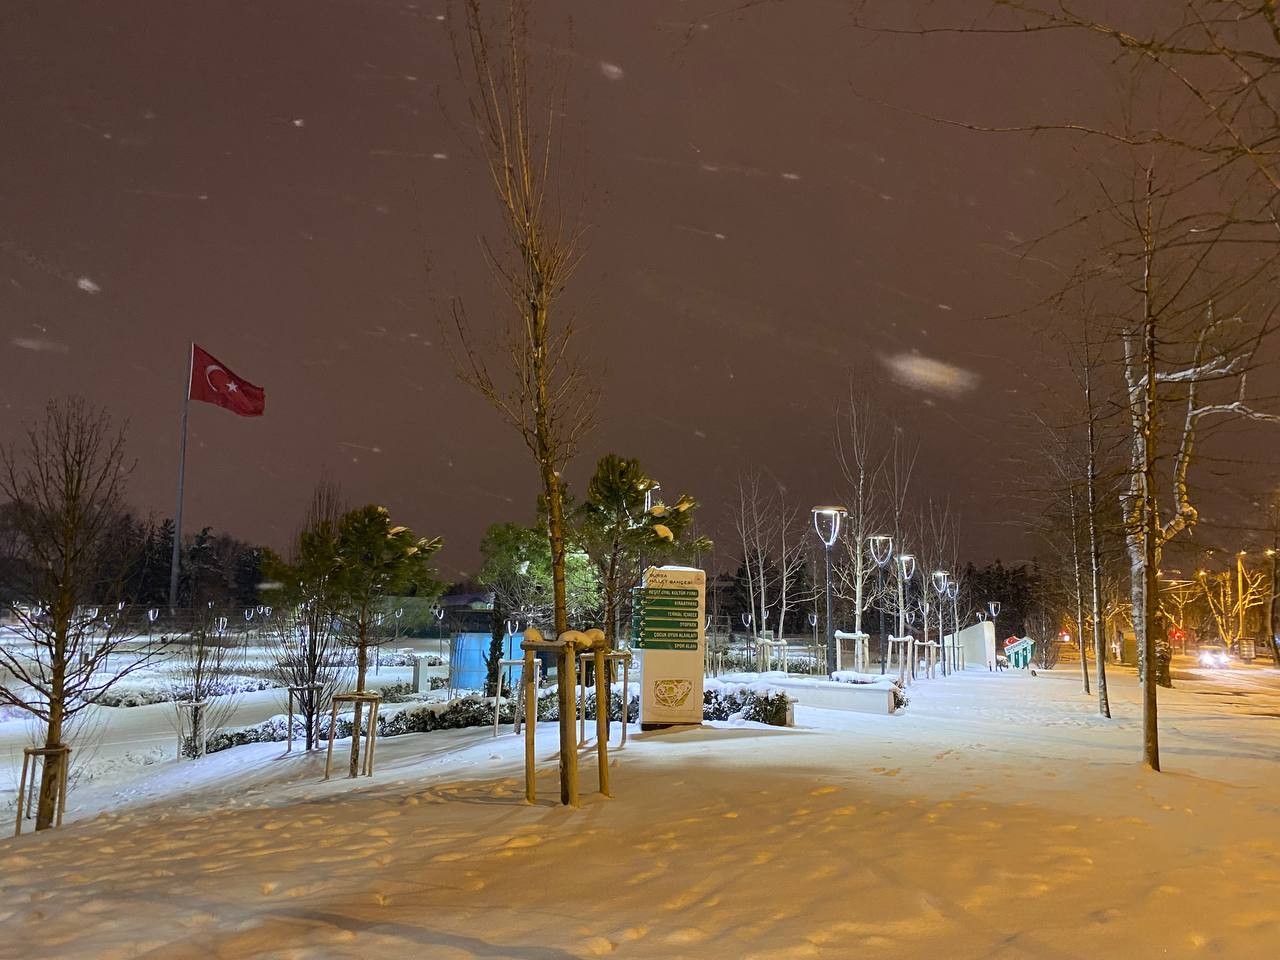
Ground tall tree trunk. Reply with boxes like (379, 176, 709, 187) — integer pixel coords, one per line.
(1084, 355, 1111, 717)
(36, 670, 66, 830)
(533, 308, 576, 805)
(603, 548, 619, 648)
(1139, 271, 1161, 771)
(1069, 487, 1090, 694)
(349, 636, 368, 778)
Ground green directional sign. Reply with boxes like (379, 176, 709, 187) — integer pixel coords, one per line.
(639, 608, 699, 620)
(640, 621, 697, 633)
(643, 587, 699, 598)
(632, 583, 703, 651)
(637, 639, 699, 651)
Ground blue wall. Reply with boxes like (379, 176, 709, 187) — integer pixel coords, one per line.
(449, 632, 524, 691)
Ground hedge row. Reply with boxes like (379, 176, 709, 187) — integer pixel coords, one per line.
(95, 674, 279, 709)
(202, 681, 790, 755)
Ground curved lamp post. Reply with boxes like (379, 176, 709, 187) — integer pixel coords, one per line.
(932, 570, 950, 675)
(895, 554, 916, 639)
(812, 506, 848, 675)
(947, 580, 960, 669)
(868, 535, 893, 673)
(894, 553, 916, 679)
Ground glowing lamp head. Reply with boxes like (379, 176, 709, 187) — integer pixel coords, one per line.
(897, 554, 916, 580)
(932, 570, 950, 594)
(867, 534, 893, 565)
(811, 505, 848, 548)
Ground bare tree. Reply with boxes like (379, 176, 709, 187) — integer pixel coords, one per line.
(733, 471, 777, 641)
(447, 0, 593, 803)
(265, 478, 349, 751)
(1117, 166, 1280, 769)
(0, 398, 155, 829)
(833, 384, 888, 661)
(881, 427, 920, 648)
(773, 500, 809, 645)
(854, 1, 1280, 211)
(1079, 323, 1116, 717)
(170, 607, 246, 758)
(1198, 563, 1267, 649)
(911, 498, 957, 668)
(1036, 413, 1093, 695)
(1158, 575, 1204, 652)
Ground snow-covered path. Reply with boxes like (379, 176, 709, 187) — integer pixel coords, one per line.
(2, 664, 1279, 959)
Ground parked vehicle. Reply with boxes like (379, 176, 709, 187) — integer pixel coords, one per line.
(1197, 643, 1230, 669)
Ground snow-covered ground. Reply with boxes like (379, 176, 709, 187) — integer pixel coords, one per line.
(2, 659, 1279, 959)
(0, 666, 423, 804)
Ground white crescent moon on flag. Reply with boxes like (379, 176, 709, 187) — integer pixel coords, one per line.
(205, 364, 226, 392)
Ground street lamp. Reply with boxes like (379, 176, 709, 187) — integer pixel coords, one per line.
(868, 535, 893, 673)
(932, 570, 950, 675)
(895, 554, 916, 679)
(643, 481, 662, 514)
(947, 580, 960, 669)
(867, 535, 894, 669)
(1267, 549, 1279, 659)
(812, 505, 848, 675)
(1237, 551, 1248, 642)
(895, 554, 916, 637)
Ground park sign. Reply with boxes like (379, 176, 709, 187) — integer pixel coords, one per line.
(634, 566, 705, 727)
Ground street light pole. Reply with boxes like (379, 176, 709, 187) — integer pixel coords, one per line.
(1268, 548, 1279, 662)
(896, 555, 916, 638)
(932, 570, 950, 675)
(947, 580, 960, 670)
(1237, 551, 1247, 644)
(897, 553, 916, 677)
(812, 506, 848, 676)
(868, 535, 893, 674)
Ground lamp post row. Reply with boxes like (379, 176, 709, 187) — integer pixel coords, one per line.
(810, 511, 981, 677)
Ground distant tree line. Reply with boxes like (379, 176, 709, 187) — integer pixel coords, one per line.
(0, 506, 264, 611)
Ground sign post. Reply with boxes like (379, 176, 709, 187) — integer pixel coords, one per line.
(634, 566, 705, 729)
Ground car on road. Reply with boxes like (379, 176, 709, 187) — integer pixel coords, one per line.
(1197, 643, 1230, 669)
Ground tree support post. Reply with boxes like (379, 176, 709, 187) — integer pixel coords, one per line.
(594, 646, 609, 797)
(323, 692, 381, 780)
(14, 746, 70, 836)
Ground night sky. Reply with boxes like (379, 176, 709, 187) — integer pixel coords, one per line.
(1, 2, 1224, 577)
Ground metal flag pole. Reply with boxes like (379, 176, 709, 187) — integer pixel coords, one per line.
(168, 342, 194, 611)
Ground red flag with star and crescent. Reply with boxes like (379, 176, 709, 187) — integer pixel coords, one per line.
(188, 344, 266, 417)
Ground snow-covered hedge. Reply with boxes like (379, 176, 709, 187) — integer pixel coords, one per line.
(93, 674, 280, 708)
(336, 650, 439, 668)
(702, 679, 791, 725)
(830, 670, 909, 710)
(202, 680, 791, 755)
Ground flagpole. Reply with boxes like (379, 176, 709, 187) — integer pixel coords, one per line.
(168, 343, 194, 611)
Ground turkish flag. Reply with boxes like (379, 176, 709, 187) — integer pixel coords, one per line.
(188, 344, 266, 417)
